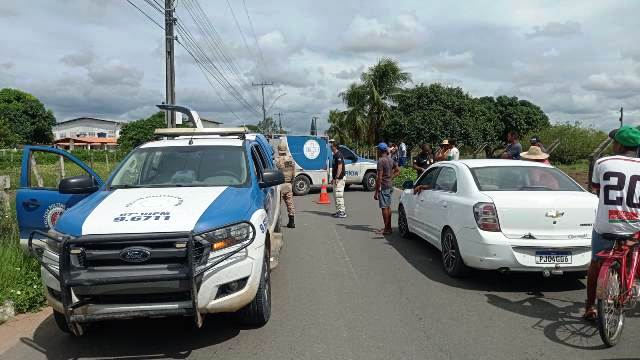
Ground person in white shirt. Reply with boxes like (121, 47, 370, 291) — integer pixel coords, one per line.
(399, 142, 407, 166)
(583, 125, 640, 321)
(447, 139, 460, 161)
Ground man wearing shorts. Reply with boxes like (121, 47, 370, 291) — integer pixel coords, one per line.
(374, 142, 400, 235)
(584, 125, 640, 320)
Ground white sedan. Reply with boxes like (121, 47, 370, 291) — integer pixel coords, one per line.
(398, 159, 598, 277)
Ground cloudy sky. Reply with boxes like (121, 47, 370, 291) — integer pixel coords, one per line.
(1, 0, 639, 133)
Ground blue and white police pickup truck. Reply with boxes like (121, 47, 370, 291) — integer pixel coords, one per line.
(17, 106, 284, 335)
(274, 135, 378, 195)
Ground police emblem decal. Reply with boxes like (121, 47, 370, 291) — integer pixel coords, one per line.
(43, 203, 66, 228)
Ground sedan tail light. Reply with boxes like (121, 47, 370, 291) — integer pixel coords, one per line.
(473, 202, 501, 232)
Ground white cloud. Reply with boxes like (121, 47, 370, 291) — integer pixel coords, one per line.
(430, 51, 474, 70)
(334, 65, 364, 80)
(526, 21, 582, 39)
(341, 14, 426, 53)
(582, 73, 640, 98)
(61, 52, 95, 67)
(542, 48, 559, 57)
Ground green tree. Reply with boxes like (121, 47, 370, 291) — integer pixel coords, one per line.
(0, 88, 56, 145)
(0, 117, 20, 147)
(118, 112, 165, 151)
(256, 116, 279, 135)
(340, 58, 411, 145)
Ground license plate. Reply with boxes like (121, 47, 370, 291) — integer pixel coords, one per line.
(535, 251, 572, 264)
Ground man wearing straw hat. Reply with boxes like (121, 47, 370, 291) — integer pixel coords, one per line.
(520, 145, 550, 164)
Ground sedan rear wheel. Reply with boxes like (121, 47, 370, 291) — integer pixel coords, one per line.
(441, 228, 469, 278)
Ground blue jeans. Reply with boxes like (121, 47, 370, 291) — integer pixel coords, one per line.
(592, 230, 614, 261)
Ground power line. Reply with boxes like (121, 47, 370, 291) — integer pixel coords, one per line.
(242, 0, 267, 81)
(175, 19, 261, 117)
(179, 0, 262, 113)
(126, 0, 164, 30)
(181, 0, 261, 107)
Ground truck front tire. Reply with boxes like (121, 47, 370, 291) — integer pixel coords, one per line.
(293, 175, 311, 196)
(239, 248, 271, 327)
(363, 172, 377, 191)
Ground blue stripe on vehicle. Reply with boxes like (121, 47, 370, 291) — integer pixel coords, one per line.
(193, 186, 261, 233)
(54, 190, 114, 236)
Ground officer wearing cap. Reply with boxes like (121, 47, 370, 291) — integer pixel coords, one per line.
(275, 142, 296, 228)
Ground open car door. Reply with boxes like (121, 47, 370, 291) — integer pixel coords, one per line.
(16, 146, 104, 248)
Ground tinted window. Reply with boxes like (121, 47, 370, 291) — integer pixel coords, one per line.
(470, 166, 583, 191)
(434, 167, 457, 192)
(417, 166, 441, 189)
(339, 146, 357, 160)
(110, 146, 248, 188)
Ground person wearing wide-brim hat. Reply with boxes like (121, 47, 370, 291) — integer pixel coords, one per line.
(520, 145, 550, 164)
(435, 139, 451, 162)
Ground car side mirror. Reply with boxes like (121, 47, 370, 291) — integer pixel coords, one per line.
(402, 180, 414, 190)
(260, 170, 285, 188)
(59, 175, 99, 194)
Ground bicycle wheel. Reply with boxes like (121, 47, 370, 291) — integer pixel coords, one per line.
(596, 262, 625, 347)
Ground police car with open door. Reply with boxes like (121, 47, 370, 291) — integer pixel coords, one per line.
(17, 105, 284, 335)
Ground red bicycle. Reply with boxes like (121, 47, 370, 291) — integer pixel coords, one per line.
(595, 232, 640, 347)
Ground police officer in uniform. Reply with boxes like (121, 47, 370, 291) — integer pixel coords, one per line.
(275, 142, 296, 228)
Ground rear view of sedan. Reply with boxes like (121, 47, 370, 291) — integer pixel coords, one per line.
(398, 159, 598, 277)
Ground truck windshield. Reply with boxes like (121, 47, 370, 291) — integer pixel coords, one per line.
(110, 146, 248, 188)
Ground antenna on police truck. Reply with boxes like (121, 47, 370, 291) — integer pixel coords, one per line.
(156, 104, 203, 129)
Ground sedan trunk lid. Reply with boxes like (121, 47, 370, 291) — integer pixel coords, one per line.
(483, 191, 598, 240)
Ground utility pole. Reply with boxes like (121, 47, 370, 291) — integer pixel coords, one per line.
(252, 82, 273, 123)
(620, 107, 624, 127)
(165, 0, 177, 128)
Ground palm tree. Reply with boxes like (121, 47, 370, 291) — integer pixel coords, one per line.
(339, 58, 411, 145)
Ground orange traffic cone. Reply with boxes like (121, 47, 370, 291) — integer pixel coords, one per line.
(316, 178, 331, 205)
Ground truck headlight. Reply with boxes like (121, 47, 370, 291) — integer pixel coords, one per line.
(194, 222, 255, 252)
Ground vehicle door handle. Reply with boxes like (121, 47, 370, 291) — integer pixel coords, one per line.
(23, 199, 40, 209)
(440, 201, 448, 208)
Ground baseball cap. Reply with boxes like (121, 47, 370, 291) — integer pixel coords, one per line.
(530, 136, 540, 144)
(376, 142, 388, 151)
(441, 139, 450, 145)
(609, 126, 640, 147)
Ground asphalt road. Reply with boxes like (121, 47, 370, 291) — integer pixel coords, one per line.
(2, 189, 639, 359)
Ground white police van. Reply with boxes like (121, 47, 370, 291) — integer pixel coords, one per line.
(274, 135, 379, 195)
(17, 105, 284, 335)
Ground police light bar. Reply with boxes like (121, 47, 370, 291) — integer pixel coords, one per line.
(154, 127, 249, 137)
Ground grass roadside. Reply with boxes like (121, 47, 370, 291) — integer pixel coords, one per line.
(0, 195, 46, 320)
(0, 160, 119, 320)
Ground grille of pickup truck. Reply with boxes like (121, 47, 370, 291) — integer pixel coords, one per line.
(71, 234, 209, 269)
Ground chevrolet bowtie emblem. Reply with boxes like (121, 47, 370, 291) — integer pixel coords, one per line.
(545, 210, 565, 219)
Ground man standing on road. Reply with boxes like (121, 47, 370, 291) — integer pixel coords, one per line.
(331, 141, 347, 218)
(374, 143, 400, 235)
(413, 144, 433, 176)
(583, 126, 640, 320)
(501, 130, 522, 160)
(435, 139, 451, 162)
(399, 141, 407, 167)
(275, 142, 296, 228)
(530, 135, 547, 153)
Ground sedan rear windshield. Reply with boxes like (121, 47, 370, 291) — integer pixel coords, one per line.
(470, 166, 583, 192)
(110, 146, 248, 188)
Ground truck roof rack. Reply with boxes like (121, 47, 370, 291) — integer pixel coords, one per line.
(154, 127, 249, 138)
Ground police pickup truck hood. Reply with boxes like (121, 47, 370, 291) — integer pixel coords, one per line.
(55, 186, 256, 236)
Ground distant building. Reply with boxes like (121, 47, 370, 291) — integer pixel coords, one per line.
(54, 136, 118, 150)
(53, 117, 126, 140)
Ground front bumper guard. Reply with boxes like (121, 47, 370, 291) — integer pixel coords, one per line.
(29, 224, 255, 335)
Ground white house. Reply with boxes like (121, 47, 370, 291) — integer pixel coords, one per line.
(52, 117, 125, 140)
